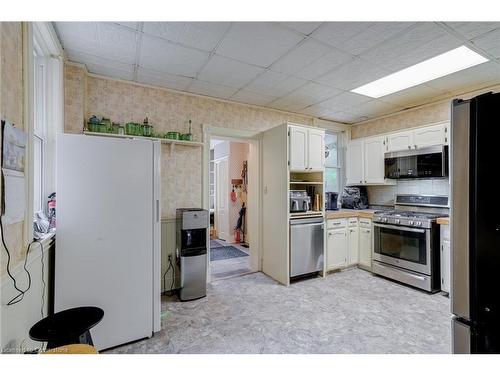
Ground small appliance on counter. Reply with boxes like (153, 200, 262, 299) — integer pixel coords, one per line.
(289, 190, 311, 213)
(176, 208, 208, 301)
(325, 192, 339, 210)
(341, 186, 369, 209)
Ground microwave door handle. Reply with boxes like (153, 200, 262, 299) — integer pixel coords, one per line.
(374, 223, 426, 233)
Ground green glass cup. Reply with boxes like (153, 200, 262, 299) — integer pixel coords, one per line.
(125, 122, 136, 135)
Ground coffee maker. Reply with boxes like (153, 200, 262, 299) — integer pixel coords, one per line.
(325, 192, 339, 211)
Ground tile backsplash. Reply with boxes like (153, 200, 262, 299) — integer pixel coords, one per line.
(367, 179, 449, 206)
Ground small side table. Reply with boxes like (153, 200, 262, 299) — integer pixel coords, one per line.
(29, 306, 104, 349)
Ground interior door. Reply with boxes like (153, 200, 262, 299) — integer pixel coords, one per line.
(346, 139, 364, 185)
(307, 128, 325, 171)
(364, 136, 385, 184)
(56, 134, 153, 350)
(215, 157, 229, 241)
(289, 126, 308, 171)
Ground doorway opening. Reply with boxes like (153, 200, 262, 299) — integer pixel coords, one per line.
(209, 138, 253, 280)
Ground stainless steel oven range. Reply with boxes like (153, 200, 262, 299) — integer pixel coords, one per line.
(372, 194, 449, 292)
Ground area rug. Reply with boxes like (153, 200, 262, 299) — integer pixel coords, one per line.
(210, 246, 249, 261)
(210, 239, 224, 248)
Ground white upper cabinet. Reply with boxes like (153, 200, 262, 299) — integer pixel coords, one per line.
(386, 122, 449, 152)
(413, 123, 446, 149)
(289, 126, 308, 171)
(346, 139, 364, 185)
(308, 128, 325, 171)
(364, 136, 386, 184)
(289, 125, 325, 172)
(386, 130, 414, 152)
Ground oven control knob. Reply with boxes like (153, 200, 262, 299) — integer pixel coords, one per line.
(409, 220, 414, 225)
(394, 219, 400, 224)
(382, 218, 388, 223)
(417, 222, 422, 227)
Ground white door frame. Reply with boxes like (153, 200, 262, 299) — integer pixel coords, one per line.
(213, 156, 229, 242)
(202, 124, 263, 283)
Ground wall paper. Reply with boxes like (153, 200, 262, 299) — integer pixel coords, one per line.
(0, 22, 25, 271)
(64, 64, 315, 219)
(351, 101, 451, 139)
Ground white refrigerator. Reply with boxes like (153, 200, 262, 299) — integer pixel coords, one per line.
(55, 134, 161, 350)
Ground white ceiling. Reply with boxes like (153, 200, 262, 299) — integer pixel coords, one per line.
(54, 22, 500, 124)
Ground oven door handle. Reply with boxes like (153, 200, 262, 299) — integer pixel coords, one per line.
(374, 223, 426, 233)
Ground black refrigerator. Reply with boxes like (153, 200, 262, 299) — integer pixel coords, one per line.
(451, 91, 500, 353)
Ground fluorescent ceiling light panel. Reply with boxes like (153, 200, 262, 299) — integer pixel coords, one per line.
(351, 46, 488, 98)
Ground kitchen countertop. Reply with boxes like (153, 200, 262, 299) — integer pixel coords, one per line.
(437, 217, 450, 225)
(326, 209, 377, 220)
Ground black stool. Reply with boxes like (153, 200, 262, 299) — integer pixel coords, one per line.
(29, 306, 104, 349)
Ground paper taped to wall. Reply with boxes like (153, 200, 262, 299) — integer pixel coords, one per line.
(2, 120, 27, 173)
(2, 168, 25, 225)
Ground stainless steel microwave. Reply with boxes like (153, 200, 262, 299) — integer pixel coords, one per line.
(384, 145, 448, 179)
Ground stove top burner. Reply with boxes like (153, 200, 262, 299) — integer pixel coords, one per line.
(374, 210, 445, 219)
(373, 209, 448, 229)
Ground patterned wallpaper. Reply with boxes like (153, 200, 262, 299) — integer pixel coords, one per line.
(1, 22, 25, 270)
(64, 63, 314, 218)
(350, 101, 451, 139)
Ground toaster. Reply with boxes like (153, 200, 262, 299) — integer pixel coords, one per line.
(289, 190, 311, 213)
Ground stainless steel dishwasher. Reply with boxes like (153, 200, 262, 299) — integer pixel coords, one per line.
(289, 217, 324, 277)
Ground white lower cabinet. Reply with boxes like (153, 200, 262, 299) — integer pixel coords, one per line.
(327, 229, 348, 270)
(347, 225, 359, 266)
(440, 224, 451, 293)
(326, 217, 372, 271)
(358, 227, 372, 270)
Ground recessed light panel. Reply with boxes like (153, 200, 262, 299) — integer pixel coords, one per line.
(351, 46, 488, 98)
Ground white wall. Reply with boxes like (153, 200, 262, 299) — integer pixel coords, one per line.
(1, 239, 53, 353)
(367, 179, 450, 206)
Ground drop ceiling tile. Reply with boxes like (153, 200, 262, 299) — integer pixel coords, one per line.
(271, 39, 331, 75)
(294, 49, 353, 80)
(472, 28, 500, 58)
(328, 111, 369, 123)
(114, 22, 141, 31)
(139, 35, 210, 77)
(198, 55, 264, 88)
(339, 22, 414, 55)
(230, 90, 277, 106)
(142, 22, 231, 52)
(97, 23, 138, 64)
(215, 22, 304, 67)
(381, 84, 447, 108)
(267, 97, 308, 112)
(426, 61, 500, 93)
(280, 22, 322, 35)
(54, 22, 100, 56)
(85, 63, 134, 81)
(311, 22, 373, 50)
(446, 22, 500, 40)
(285, 82, 343, 106)
(359, 23, 463, 72)
(66, 48, 135, 73)
(136, 67, 193, 91)
(245, 70, 307, 97)
(188, 80, 239, 99)
(312, 91, 372, 113)
(316, 58, 390, 91)
(346, 99, 405, 118)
